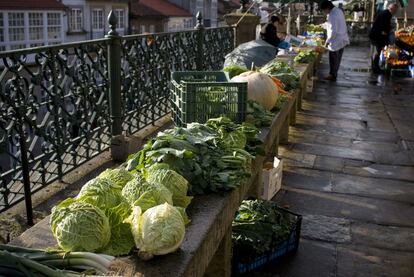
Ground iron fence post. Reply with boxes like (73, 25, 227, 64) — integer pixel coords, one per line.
(106, 11, 123, 137)
(16, 118, 34, 226)
(195, 12, 205, 71)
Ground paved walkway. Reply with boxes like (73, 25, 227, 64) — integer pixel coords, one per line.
(257, 46, 414, 276)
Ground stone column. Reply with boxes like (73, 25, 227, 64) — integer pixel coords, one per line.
(224, 14, 260, 46)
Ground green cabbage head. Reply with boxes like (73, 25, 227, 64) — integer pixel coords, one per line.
(77, 178, 123, 210)
(98, 168, 134, 188)
(121, 176, 173, 211)
(129, 203, 185, 257)
(146, 164, 193, 208)
(50, 198, 110, 252)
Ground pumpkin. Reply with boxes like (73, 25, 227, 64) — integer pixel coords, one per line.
(231, 71, 278, 111)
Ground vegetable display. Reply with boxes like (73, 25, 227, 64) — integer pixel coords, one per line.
(232, 200, 291, 255)
(126, 117, 258, 195)
(305, 24, 325, 33)
(260, 61, 300, 91)
(49, 117, 258, 260)
(294, 50, 318, 64)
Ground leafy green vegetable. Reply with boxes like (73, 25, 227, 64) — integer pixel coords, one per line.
(126, 117, 258, 195)
(121, 176, 173, 211)
(260, 61, 297, 75)
(50, 199, 111, 252)
(146, 164, 193, 208)
(128, 203, 185, 257)
(97, 168, 134, 188)
(273, 94, 290, 111)
(101, 202, 135, 256)
(260, 61, 300, 91)
(246, 99, 275, 127)
(271, 73, 300, 91)
(223, 65, 249, 79)
(76, 178, 123, 210)
(232, 200, 291, 255)
(294, 50, 318, 64)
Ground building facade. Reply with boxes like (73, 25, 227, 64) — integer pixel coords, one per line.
(62, 0, 129, 41)
(130, 0, 193, 34)
(168, 0, 218, 27)
(0, 0, 66, 51)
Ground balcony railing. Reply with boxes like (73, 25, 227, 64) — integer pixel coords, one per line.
(0, 11, 235, 224)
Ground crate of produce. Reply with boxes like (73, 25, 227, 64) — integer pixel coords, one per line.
(170, 71, 248, 126)
(232, 200, 302, 275)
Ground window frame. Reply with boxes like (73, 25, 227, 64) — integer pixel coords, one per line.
(91, 8, 104, 30)
(68, 7, 83, 32)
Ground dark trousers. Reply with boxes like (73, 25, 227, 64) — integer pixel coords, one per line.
(372, 43, 384, 73)
(329, 48, 344, 78)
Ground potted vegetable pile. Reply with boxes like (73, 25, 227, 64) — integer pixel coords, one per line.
(232, 200, 302, 275)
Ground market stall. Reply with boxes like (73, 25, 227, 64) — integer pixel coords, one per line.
(8, 48, 322, 277)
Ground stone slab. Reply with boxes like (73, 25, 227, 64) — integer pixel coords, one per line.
(350, 140, 400, 152)
(291, 143, 375, 162)
(274, 188, 414, 228)
(332, 173, 414, 204)
(337, 245, 414, 277)
(351, 222, 414, 252)
(313, 156, 345, 172)
(343, 163, 414, 182)
(356, 130, 400, 143)
(301, 214, 351, 243)
(282, 167, 332, 192)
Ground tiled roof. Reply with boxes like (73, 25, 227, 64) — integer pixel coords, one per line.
(131, 0, 192, 17)
(0, 0, 66, 10)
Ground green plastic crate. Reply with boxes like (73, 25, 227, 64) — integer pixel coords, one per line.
(170, 71, 248, 126)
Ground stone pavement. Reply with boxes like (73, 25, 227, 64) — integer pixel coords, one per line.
(256, 46, 414, 277)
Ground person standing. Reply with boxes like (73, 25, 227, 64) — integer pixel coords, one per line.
(320, 0, 350, 81)
(260, 15, 282, 48)
(369, 3, 398, 73)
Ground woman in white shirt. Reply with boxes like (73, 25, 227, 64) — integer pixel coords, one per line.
(320, 0, 350, 81)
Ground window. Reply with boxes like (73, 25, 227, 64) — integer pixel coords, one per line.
(184, 19, 193, 29)
(8, 12, 25, 41)
(114, 9, 125, 29)
(69, 8, 83, 31)
(29, 13, 44, 41)
(92, 9, 104, 29)
(10, 44, 25, 50)
(140, 25, 145, 33)
(47, 13, 61, 40)
(149, 25, 155, 33)
(0, 13, 4, 42)
(30, 43, 44, 47)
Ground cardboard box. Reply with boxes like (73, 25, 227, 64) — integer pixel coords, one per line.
(260, 157, 283, 200)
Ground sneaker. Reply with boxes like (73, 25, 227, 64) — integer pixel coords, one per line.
(323, 75, 337, 81)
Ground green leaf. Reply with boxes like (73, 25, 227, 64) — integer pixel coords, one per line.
(102, 202, 135, 256)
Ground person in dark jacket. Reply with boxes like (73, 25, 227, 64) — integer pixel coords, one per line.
(369, 3, 398, 73)
(260, 15, 281, 48)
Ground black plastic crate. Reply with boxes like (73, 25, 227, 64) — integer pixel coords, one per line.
(232, 207, 302, 275)
(170, 71, 247, 127)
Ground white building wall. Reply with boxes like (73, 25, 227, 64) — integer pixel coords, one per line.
(62, 0, 128, 41)
(0, 9, 65, 51)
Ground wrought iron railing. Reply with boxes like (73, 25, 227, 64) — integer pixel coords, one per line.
(0, 12, 235, 223)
